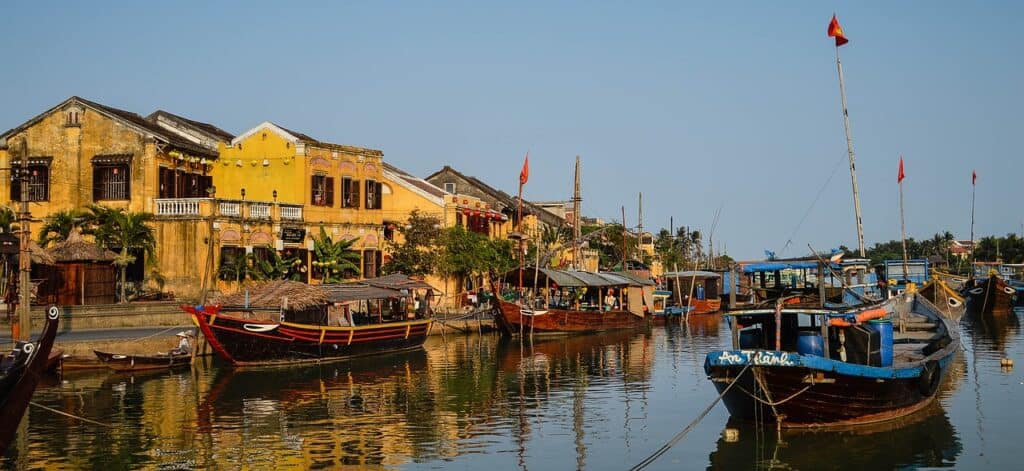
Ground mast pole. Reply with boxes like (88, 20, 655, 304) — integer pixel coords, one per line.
(572, 156, 581, 270)
(638, 192, 643, 256)
(899, 157, 909, 281)
(517, 178, 524, 294)
(836, 45, 866, 257)
(621, 205, 628, 268)
(970, 173, 976, 270)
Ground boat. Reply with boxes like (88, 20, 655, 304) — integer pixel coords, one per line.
(964, 272, 1015, 317)
(918, 275, 966, 322)
(704, 291, 958, 427)
(183, 275, 436, 367)
(93, 350, 192, 372)
(493, 268, 651, 335)
(726, 257, 881, 311)
(662, 270, 723, 314)
(1, 306, 60, 450)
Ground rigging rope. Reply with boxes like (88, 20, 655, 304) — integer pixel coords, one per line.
(779, 152, 848, 255)
(629, 363, 752, 471)
(30, 402, 112, 428)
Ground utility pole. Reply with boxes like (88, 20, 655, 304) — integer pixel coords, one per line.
(571, 156, 581, 270)
(12, 137, 32, 340)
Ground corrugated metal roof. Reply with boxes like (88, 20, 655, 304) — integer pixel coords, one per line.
(602, 271, 655, 286)
(663, 271, 722, 279)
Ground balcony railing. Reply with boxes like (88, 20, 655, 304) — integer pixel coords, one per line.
(155, 198, 207, 217)
(219, 201, 240, 217)
(280, 205, 303, 221)
(249, 203, 271, 220)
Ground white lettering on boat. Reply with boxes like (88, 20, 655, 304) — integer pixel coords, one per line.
(715, 350, 796, 367)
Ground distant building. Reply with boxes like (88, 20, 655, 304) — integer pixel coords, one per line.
(950, 240, 974, 260)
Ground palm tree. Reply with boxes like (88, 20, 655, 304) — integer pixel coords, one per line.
(37, 209, 86, 247)
(219, 251, 264, 285)
(92, 208, 157, 303)
(255, 250, 304, 281)
(312, 227, 361, 283)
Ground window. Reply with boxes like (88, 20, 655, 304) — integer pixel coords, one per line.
(444, 182, 456, 193)
(10, 164, 50, 202)
(311, 175, 334, 206)
(342, 177, 360, 209)
(364, 180, 382, 210)
(93, 165, 130, 201)
(65, 107, 81, 127)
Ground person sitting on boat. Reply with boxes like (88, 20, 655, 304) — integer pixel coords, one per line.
(171, 332, 191, 355)
(604, 290, 617, 311)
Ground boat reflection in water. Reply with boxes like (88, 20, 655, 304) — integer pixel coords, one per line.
(962, 307, 1021, 355)
(707, 403, 961, 470)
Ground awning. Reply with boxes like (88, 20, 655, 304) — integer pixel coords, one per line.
(662, 270, 721, 279)
(740, 262, 821, 273)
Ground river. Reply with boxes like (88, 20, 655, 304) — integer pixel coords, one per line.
(2, 309, 1021, 470)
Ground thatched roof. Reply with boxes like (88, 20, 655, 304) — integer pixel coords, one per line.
(46, 229, 117, 263)
(213, 280, 329, 310)
(28, 241, 56, 265)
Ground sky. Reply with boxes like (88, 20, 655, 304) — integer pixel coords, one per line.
(1, 1, 1021, 259)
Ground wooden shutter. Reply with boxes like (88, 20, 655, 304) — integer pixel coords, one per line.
(352, 180, 360, 209)
(326, 177, 335, 206)
(93, 167, 103, 201)
(310, 176, 318, 205)
(374, 181, 383, 209)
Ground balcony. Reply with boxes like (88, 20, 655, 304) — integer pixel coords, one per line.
(219, 201, 240, 217)
(280, 204, 303, 221)
(155, 198, 208, 217)
(249, 203, 271, 220)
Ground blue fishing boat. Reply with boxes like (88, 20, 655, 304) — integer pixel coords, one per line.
(704, 291, 958, 427)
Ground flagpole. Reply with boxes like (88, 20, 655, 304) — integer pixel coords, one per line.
(899, 157, 909, 281)
(835, 45, 866, 257)
(517, 180, 524, 294)
(970, 173, 976, 271)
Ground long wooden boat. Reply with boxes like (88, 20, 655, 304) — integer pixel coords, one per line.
(493, 297, 646, 335)
(184, 305, 432, 367)
(704, 292, 958, 427)
(93, 350, 191, 372)
(964, 273, 1015, 316)
(663, 270, 724, 314)
(918, 276, 966, 322)
(1, 306, 60, 449)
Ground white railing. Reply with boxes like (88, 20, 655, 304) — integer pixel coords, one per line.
(155, 198, 205, 217)
(219, 201, 241, 217)
(280, 205, 303, 221)
(249, 203, 271, 220)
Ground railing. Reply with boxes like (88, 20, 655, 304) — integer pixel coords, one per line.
(219, 201, 240, 217)
(155, 198, 206, 217)
(249, 203, 271, 220)
(280, 205, 303, 221)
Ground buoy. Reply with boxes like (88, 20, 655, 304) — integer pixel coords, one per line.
(724, 428, 740, 442)
(1001, 358, 1014, 367)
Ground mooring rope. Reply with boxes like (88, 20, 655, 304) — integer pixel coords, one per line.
(735, 383, 813, 407)
(125, 325, 182, 342)
(629, 363, 752, 471)
(30, 402, 112, 428)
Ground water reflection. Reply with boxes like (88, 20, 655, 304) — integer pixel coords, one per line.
(962, 309, 1020, 355)
(707, 404, 961, 470)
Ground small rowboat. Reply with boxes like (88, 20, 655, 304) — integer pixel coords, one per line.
(93, 350, 192, 372)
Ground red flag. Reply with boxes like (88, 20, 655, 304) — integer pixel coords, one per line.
(898, 157, 905, 183)
(519, 153, 530, 186)
(828, 14, 849, 47)
(972, 169, 977, 186)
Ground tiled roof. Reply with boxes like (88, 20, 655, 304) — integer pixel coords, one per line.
(147, 109, 235, 142)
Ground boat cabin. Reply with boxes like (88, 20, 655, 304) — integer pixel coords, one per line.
(662, 270, 721, 305)
(500, 268, 655, 316)
(729, 257, 881, 310)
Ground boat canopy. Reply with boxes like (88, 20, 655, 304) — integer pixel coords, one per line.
(503, 268, 651, 289)
(739, 261, 821, 273)
(663, 270, 721, 279)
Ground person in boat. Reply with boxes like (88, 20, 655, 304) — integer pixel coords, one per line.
(171, 332, 191, 355)
(696, 283, 706, 301)
(604, 290, 617, 311)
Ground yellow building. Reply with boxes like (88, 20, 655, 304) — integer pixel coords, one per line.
(212, 122, 387, 285)
(0, 96, 225, 299)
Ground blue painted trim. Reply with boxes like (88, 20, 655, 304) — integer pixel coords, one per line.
(704, 349, 928, 379)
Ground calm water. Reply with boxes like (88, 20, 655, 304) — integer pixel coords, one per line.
(2, 310, 1022, 470)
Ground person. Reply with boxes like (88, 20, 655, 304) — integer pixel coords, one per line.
(604, 290, 617, 311)
(171, 331, 191, 355)
(696, 283, 705, 301)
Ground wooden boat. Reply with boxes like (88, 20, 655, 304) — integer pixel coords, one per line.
(663, 270, 724, 314)
(1, 306, 60, 450)
(918, 276, 965, 322)
(704, 291, 958, 427)
(493, 268, 652, 335)
(184, 276, 436, 367)
(93, 350, 191, 372)
(964, 273, 1015, 316)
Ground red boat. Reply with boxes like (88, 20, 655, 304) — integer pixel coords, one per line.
(184, 276, 436, 367)
(493, 297, 646, 335)
(1, 306, 60, 450)
(663, 270, 724, 314)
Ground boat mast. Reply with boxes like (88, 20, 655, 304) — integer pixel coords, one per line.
(899, 156, 909, 281)
(835, 45, 866, 257)
(970, 170, 976, 271)
(637, 192, 643, 257)
(572, 156, 581, 270)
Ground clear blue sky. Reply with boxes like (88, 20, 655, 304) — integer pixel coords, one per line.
(2, 1, 1021, 259)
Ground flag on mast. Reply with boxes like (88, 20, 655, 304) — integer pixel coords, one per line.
(972, 169, 977, 186)
(828, 14, 850, 46)
(898, 156, 905, 183)
(519, 153, 530, 186)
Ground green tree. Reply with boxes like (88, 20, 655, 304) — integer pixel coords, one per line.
(311, 227, 361, 283)
(0, 206, 15, 234)
(218, 250, 264, 284)
(255, 250, 304, 281)
(382, 209, 442, 277)
(37, 209, 86, 247)
(91, 209, 157, 303)
(438, 226, 516, 290)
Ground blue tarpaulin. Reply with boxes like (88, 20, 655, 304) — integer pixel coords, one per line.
(740, 261, 822, 273)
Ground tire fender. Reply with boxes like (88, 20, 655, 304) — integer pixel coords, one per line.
(919, 360, 941, 397)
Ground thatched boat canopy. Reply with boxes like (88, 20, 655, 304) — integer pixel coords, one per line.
(46, 229, 116, 263)
(214, 280, 329, 310)
(28, 240, 57, 265)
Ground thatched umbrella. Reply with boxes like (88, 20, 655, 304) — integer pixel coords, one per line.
(213, 280, 329, 310)
(46, 229, 117, 263)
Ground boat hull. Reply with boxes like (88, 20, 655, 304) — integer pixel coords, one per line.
(1, 306, 60, 449)
(705, 353, 952, 427)
(184, 306, 432, 367)
(93, 350, 192, 372)
(965, 275, 1015, 316)
(493, 298, 647, 335)
(919, 280, 966, 322)
(689, 298, 722, 314)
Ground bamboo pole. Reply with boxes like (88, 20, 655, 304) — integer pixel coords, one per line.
(835, 45, 866, 257)
(899, 156, 910, 281)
